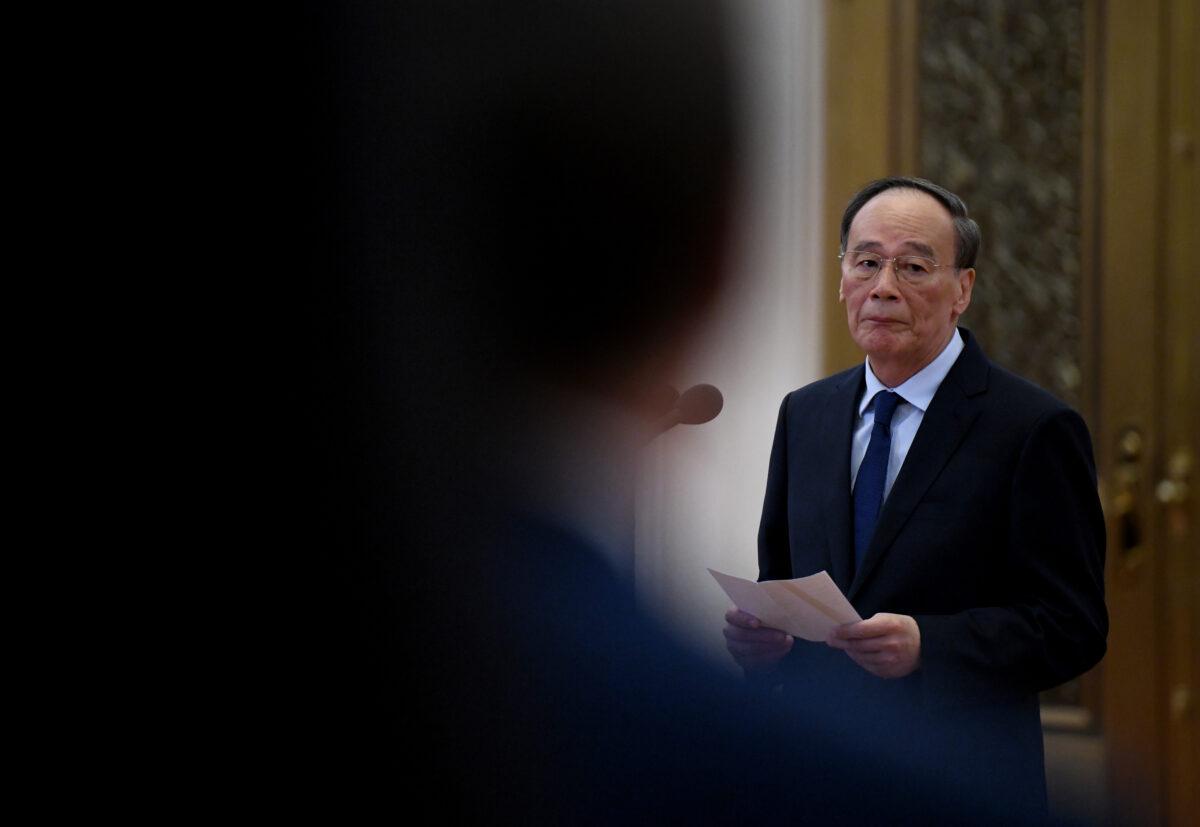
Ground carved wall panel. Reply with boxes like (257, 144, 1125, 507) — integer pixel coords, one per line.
(919, 0, 1085, 411)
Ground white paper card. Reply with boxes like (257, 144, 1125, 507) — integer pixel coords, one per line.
(708, 568, 862, 642)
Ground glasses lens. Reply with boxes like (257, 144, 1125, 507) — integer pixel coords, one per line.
(842, 252, 939, 281)
(844, 251, 882, 278)
(896, 256, 935, 278)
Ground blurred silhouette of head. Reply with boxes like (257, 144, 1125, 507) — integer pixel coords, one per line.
(301, 0, 741, 674)
(293, 0, 744, 535)
(298, 0, 741, 795)
(379, 1, 738, 416)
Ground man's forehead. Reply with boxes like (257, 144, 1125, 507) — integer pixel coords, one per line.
(847, 189, 955, 251)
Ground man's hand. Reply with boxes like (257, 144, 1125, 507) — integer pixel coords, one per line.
(826, 613, 920, 679)
(723, 607, 793, 672)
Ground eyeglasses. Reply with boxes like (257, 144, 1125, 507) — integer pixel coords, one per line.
(838, 250, 956, 284)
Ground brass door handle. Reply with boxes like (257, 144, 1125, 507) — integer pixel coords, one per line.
(1155, 448, 1191, 506)
(1112, 427, 1145, 565)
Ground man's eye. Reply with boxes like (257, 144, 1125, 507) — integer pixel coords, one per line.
(902, 259, 931, 276)
(856, 257, 879, 271)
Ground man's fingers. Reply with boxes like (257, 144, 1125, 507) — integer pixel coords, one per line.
(834, 614, 920, 679)
(826, 626, 886, 647)
(842, 636, 898, 654)
(723, 607, 794, 672)
(724, 607, 762, 629)
(827, 635, 893, 653)
(825, 634, 850, 650)
(832, 615, 901, 640)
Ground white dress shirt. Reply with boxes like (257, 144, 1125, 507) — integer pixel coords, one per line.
(850, 328, 964, 500)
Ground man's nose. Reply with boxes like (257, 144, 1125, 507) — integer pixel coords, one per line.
(869, 259, 902, 299)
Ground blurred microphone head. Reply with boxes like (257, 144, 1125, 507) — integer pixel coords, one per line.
(677, 383, 723, 425)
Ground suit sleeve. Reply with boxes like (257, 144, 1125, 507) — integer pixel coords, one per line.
(757, 395, 794, 582)
(914, 408, 1108, 700)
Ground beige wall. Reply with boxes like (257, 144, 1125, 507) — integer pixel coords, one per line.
(635, 0, 827, 667)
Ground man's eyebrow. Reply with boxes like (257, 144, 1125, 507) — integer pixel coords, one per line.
(847, 239, 938, 258)
(848, 240, 884, 252)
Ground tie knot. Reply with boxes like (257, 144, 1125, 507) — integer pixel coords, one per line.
(871, 391, 904, 428)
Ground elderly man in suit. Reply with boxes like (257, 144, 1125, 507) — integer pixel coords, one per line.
(725, 176, 1107, 819)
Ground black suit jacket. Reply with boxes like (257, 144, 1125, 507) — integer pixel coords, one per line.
(758, 328, 1107, 818)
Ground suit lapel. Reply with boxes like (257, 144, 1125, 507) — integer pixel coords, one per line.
(848, 330, 990, 600)
(819, 366, 864, 593)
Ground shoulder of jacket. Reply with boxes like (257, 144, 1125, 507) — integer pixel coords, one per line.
(782, 364, 860, 404)
(985, 361, 1077, 420)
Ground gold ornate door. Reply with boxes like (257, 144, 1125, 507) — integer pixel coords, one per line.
(1096, 0, 1197, 823)
(821, 0, 1198, 822)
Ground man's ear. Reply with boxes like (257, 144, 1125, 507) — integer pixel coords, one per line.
(953, 268, 975, 315)
(838, 284, 845, 303)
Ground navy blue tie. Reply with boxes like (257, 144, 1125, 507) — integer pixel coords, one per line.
(853, 390, 904, 571)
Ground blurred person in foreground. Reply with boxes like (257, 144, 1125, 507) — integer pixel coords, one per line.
(725, 176, 1108, 822)
(296, 4, 1012, 822)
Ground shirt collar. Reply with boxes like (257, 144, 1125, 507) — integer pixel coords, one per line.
(859, 327, 964, 416)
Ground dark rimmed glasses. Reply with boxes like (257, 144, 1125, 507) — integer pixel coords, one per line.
(838, 250, 957, 284)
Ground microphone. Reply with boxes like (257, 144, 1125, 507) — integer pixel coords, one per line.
(648, 383, 723, 438)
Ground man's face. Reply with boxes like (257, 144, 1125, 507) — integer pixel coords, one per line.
(839, 189, 974, 385)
